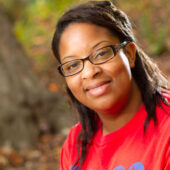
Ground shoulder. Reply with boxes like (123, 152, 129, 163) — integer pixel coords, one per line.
(68, 123, 82, 141)
(62, 123, 82, 149)
(145, 95, 170, 140)
(60, 124, 82, 169)
(60, 123, 81, 166)
(155, 98, 170, 169)
(155, 96, 170, 135)
(157, 94, 170, 119)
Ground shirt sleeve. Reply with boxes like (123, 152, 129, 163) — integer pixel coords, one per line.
(60, 140, 70, 170)
(164, 141, 170, 170)
(59, 123, 81, 170)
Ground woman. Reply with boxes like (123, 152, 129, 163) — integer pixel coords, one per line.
(52, 1, 170, 170)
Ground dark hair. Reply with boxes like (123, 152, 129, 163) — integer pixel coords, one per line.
(52, 0, 169, 168)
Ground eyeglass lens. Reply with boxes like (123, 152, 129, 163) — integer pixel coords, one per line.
(62, 46, 114, 76)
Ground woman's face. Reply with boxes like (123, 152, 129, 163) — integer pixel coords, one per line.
(59, 23, 136, 115)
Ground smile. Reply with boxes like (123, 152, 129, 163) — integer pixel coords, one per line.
(85, 80, 112, 97)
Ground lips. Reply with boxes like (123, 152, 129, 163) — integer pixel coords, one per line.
(85, 80, 112, 97)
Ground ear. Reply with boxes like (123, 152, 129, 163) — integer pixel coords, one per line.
(124, 42, 136, 68)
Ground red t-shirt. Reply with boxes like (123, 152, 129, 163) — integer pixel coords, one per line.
(60, 101, 170, 170)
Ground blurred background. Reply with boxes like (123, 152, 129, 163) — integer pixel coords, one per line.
(0, 0, 169, 169)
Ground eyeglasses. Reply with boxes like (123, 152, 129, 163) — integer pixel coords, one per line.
(58, 41, 129, 77)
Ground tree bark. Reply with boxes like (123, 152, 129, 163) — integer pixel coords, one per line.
(0, 7, 75, 149)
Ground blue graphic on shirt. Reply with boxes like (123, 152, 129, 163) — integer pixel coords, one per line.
(70, 165, 80, 170)
(70, 162, 144, 170)
(113, 165, 125, 170)
(128, 162, 144, 170)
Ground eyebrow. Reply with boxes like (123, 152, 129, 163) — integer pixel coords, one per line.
(62, 40, 111, 62)
(91, 40, 110, 49)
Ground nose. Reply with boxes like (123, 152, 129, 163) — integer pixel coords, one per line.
(81, 60, 102, 79)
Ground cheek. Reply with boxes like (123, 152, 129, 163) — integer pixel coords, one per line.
(106, 58, 132, 95)
(115, 64, 132, 90)
(112, 54, 132, 84)
(106, 58, 131, 82)
(66, 77, 83, 99)
(119, 50, 132, 79)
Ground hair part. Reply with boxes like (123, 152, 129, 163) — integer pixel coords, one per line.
(52, 0, 169, 168)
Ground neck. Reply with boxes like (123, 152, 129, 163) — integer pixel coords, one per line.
(97, 80, 142, 136)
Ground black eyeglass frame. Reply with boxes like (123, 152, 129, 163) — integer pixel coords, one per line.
(58, 41, 129, 77)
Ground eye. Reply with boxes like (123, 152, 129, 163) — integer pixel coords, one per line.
(66, 62, 79, 71)
(95, 51, 108, 58)
(94, 47, 113, 61)
(63, 60, 82, 73)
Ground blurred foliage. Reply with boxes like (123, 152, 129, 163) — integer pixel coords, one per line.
(0, 0, 30, 21)
(139, 13, 168, 55)
(119, 0, 169, 55)
(0, 0, 85, 77)
(0, 0, 169, 86)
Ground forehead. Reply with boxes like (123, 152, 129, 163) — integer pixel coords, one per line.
(59, 23, 119, 61)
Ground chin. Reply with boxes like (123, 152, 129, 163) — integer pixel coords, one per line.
(92, 94, 130, 115)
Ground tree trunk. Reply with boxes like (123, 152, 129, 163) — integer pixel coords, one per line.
(0, 7, 75, 150)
